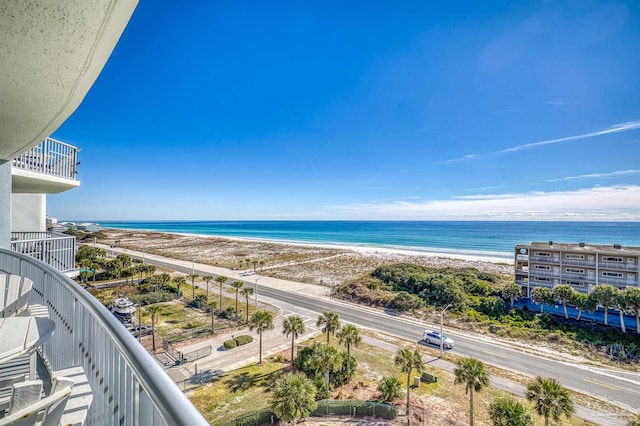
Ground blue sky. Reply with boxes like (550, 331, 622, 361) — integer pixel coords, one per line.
(51, 0, 640, 221)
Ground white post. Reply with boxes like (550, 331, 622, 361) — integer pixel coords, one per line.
(255, 277, 262, 307)
(0, 161, 11, 249)
(440, 304, 452, 358)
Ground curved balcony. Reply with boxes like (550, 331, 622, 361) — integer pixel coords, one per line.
(10, 232, 76, 274)
(0, 248, 207, 425)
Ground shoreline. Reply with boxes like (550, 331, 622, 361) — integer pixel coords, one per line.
(101, 226, 514, 265)
(98, 227, 513, 285)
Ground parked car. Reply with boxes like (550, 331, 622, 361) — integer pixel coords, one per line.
(127, 325, 153, 337)
(423, 330, 454, 349)
(240, 270, 255, 276)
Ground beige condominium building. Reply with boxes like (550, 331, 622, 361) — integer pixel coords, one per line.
(515, 241, 640, 297)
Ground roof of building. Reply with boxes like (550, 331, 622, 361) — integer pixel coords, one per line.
(515, 241, 640, 256)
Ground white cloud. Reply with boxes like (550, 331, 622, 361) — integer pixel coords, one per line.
(437, 154, 476, 165)
(547, 169, 640, 182)
(498, 120, 640, 154)
(323, 185, 640, 221)
(545, 99, 578, 105)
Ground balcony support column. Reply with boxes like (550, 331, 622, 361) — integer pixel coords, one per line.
(0, 160, 11, 249)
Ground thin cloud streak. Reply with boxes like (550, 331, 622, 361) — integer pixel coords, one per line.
(499, 120, 640, 153)
(325, 185, 640, 221)
(436, 154, 476, 165)
(547, 169, 640, 182)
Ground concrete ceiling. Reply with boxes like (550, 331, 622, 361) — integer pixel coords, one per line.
(0, 0, 137, 161)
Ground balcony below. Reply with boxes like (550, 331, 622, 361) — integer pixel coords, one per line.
(10, 232, 76, 275)
(11, 138, 80, 194)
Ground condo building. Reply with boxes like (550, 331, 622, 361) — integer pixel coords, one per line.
(515, 241, 640, 297)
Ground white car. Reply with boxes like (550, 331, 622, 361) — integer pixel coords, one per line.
(423, 330, 454, 349)
(240, 270, 255, 276)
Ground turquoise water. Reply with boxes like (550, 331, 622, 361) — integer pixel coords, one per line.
(92, 221, 640, 260)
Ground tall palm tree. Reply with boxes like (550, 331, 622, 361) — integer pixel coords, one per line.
(488, 396, 533, 426)
(172, 276, 186, 297)
(270, 373, 317, 425)
(282, 316, 305, 367)
(591, 284, 618, 326)
(624, 287, 640, 334)
(241, 286, 254, 323)
(202, 275, 213, 299)
(231, 281, 244, 316)
(188, 273, 199, 300)
(146, 305, 161, 353)
(552, 285, 575, 319)
(248, 310, 274, 364)
(572, 292, 596, 321)
(309, 343, 342, 391)
(208, 301, 217, 334)
(336, 324, 361, 379)
(614, 291, 628, 333)
(454, 357, 490, 426)
(501, 283, 522, 309)
(316, 311, 340, 344)
(215, 275, 228, 312)
(525, 376, 574, 426)
(394, 348, 425, 419)
(530, 287, 553, 313)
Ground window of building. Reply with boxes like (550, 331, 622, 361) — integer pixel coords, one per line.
(534, 265, 550, 270)
(534, 252, 550, 257)
(565, 254, 584, 259)
(565, 268, 584, 273)
(602, 272, 623, 278)
(566, 281, 583, 286)
(534, 277, 551, 282)
(602, 256, 623, 262)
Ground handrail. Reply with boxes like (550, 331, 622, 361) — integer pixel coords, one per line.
(10, 232, 76, 273)
(11, 137, 78, 180)
(0, 248, 208, 426)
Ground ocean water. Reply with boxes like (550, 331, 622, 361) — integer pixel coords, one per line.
(92, 221, 640, 261)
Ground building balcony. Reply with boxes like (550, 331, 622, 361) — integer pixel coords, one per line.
(11, 138, 80, 194)
(528, 255, 560, 263)
(598, 261, 637, 271)
(0, 248, 207, 425)
(10, 232, 76, 275)
(598, 277, 637, 287)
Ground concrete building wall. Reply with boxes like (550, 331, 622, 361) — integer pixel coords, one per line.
(11, 193, 46, 232)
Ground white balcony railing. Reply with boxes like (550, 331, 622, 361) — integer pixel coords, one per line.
(0, 248, 208, 426)
(12, 137, 78, 180)
(10, 232, 76, 273)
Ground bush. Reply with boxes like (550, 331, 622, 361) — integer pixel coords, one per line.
(235, 335, 253, 346)
(377, 376, 402, 402)
(128, 292, 175, 306)
(223, 339, 237, 350)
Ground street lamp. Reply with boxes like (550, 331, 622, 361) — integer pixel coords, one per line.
(440, 304, 452, 358)
(255, 277, 262, 308)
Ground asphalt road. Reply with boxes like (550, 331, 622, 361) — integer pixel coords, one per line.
(134, 253, 640, 411)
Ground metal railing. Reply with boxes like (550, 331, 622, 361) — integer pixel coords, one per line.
(11, 137, 78, 180)
(0, 248, 208, 426)
(10, 232, 76, 273)
(599, 261, 637, 271)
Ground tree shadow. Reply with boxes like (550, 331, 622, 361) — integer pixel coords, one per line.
(225, 372, 260, 393)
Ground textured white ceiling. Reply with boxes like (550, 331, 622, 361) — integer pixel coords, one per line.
(0, 0, 137, 160)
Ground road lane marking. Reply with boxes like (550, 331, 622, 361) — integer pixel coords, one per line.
(483, 350, 508, 359)
(584, 379, 620, 391)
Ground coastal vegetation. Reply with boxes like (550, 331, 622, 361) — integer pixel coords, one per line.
(336, 263, 640, 364)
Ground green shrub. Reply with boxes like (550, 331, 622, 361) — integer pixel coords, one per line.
(235, 335, 253, 346)
(128, 292, 175, 306)
(223, 339, 237, 350)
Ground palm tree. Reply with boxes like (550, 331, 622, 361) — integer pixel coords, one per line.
(336, 324, 361, 379)
(231, 281, 244, 316)
(248, 310, 274, 364)
(488, 396, 533, 426)
(215, 275, 228, 312)
(251, 260, 258, 272)
(270, 372, 317, 425)
(282, 316, 305, 367)
(146, 305, 161, 353)
(188, 273, 199, 300)
(172, 276, 186, 297)
(501, 283, 522, 309)
(454, 357, 490, 426)
(377, 376, 402, 402)
(202, 275, 213, 299)
(530, 287, 553, 313)
(526, 376, 574, 426)
(552, 285, 575, 319)
(316, 311, 340, 344)
(590, 284, 618, 326)
(309, 343, 342, 391)
(208, 301, 217, 333)
(259, 260, 265, 272)
(572, 292, 596, 321)
(394, 348, 425, 419)
(624, 287, 640, 334)
(241, 286, 254, 323)
(614, 291, 628, 333)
